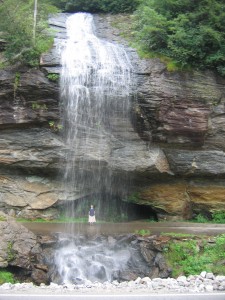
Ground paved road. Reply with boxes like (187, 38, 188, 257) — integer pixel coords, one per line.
(23, 221, 225, 236)
(0, 293, 225, 300)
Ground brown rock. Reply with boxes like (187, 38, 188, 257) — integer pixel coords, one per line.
(158, 100, 210, 145)
(138, 183, 191, 216)
(31, 268, 49, 285)
(188, 185, 225, 212)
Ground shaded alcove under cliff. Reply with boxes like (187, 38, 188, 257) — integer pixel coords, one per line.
(58, 195, 158, 222)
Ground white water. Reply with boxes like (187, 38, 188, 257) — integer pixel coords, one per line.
(54, 236, 131, 284)
(56, 13, 133, 284)
(60, 12, 133, 212)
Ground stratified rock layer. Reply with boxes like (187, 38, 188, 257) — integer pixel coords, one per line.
(0, 13, 225, 219)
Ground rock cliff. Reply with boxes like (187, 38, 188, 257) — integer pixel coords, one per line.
(0, 13, 225, 220)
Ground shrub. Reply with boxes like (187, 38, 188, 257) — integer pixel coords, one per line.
(164, 234, 225, 277)
(194, 214, 209, 223)
(0, 270, 16, 284)
(0, 0, 57, 66)
(133, 0, 225, 76)
(212, 211, 225, 223)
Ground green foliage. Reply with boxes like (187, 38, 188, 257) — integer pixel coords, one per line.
(127, 192, 141, 203)
(133, 0, 225, 75)
(55, 0, 139, 13)
(47, 73, 60, 82)
(164, 234, 225, 277)
(48, 0, 68, 10)
(212, 211, 225, 223)
(7, 242, 15, 262)
(135, 229, 151, 236)
(13, 72, 20, 99)
(49, 121, 63, 132)
(161, 232, 196, 238)
(192, 211, 225, 224)
(32, 102, 47, 110)
(194, 214, 209, 223)
(0, 215, 6, 221)
(0, 0, 57, 66)
(0, 270, 16, 284)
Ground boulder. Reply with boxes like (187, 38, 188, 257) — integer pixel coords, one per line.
(0, 211, 49, 284)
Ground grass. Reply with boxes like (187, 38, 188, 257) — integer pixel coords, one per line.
(135, 229, 151, 236)
(163, 233, 225, 278)
(161, 232, 196, 239)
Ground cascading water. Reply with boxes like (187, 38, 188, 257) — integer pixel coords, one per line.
(60, 12, 133, 218)
(54, 12, 134, 284)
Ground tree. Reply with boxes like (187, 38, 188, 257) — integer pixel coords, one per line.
(0, 0, 58, 66)
(133, 0, 225, 75)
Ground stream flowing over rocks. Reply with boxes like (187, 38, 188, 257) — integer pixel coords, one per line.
(0, 212, 171, 285)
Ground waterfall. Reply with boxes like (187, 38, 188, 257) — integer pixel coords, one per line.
(60, 13, 133, 219)
(55, 13, 132, 283)
(54, 12, 134, 284)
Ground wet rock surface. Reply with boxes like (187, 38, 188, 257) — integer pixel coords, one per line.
(0, 13, 225, 220)
(0, 212, 49, 285)
(44, 233, 171, 285)
(0, 212, 171, 286)
(0, 212, 225, 291)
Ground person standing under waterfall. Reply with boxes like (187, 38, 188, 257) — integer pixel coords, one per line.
(88, 205, 96, 225)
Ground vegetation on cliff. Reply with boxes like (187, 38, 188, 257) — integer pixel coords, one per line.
(0, 270, 16, 284)
(0, 0, 57, 66)
(163, 233, 225, 277)
(49, 0, 139, 14)
(133, 0, 225, 76)
(0, 0, 224, 75)
(51, 0, 225, 76)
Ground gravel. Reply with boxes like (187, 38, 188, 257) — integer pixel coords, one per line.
(0, 272, 225, 295)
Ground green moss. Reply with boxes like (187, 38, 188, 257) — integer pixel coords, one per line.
(0, 216, 6, 221)
(7, 242, 15, 262)
(13, 72, 20, 99)
(32, 102, 48, 110)
(126, 192, 141, 203)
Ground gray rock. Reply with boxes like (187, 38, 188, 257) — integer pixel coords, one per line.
(0, 212, 49, 284)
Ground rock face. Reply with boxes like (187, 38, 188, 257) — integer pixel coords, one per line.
(0, 211, 49, 284)
(0, 13, 225, 219)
